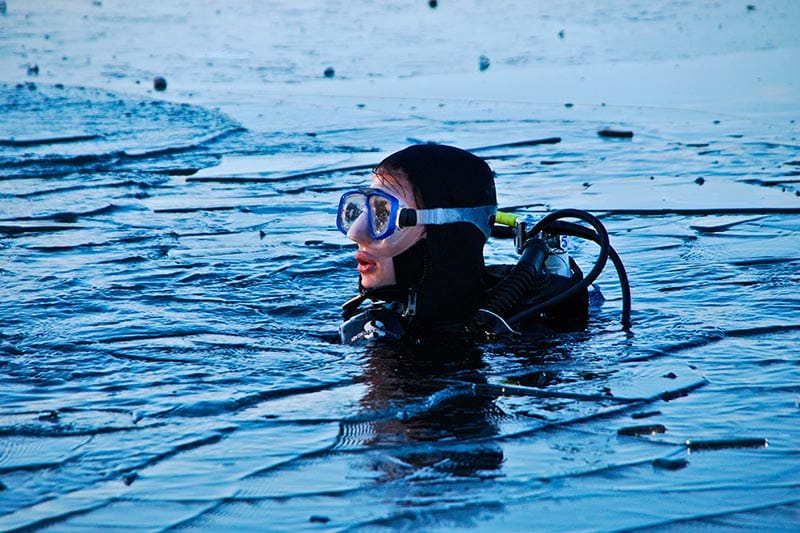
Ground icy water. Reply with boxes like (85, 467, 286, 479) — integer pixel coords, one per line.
(2, 1, 800, 531)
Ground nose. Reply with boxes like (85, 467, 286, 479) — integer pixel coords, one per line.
(346, 211, 372, 244)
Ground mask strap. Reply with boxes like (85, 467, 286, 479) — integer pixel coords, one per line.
(397, 205, 496, 239)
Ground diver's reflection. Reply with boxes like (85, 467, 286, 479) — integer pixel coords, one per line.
(342, 338, 504, 481)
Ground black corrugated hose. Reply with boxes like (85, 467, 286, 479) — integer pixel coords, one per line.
(488, 209, 632, 329)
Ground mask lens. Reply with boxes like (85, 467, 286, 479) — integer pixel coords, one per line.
(369, 194, 393, 238)
(337, 192, 366, 234)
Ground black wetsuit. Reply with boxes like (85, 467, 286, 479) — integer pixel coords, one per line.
(339, 263, 591, 345)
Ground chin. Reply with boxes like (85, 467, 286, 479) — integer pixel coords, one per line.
(360, 272, 392, 290)
(359, 276, 380, 290)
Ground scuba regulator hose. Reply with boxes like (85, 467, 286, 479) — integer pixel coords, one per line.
(487, 208, 632, 330)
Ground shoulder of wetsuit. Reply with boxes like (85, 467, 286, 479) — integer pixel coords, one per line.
(514, 269, 589, 332)
(339, 302, 408, 345)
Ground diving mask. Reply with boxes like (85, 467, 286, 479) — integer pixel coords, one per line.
(336, 187, 496, 240)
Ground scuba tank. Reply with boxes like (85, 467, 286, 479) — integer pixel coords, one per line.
(543, 232, 571, 278)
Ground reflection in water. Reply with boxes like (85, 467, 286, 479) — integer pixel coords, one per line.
(345, 338, 504, 481)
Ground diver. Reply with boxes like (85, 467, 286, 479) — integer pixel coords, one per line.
(337, 144, 631, 345)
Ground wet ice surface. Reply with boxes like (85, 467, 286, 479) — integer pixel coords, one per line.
(2, 1, 800, 531)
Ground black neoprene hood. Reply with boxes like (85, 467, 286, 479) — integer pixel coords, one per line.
(374, 144, 497, 326)
(379, 144, 497, 211)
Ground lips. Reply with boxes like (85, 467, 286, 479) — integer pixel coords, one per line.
(355, 251, 377, 273)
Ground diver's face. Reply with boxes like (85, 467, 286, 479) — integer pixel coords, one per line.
(347, 172, 426, 289)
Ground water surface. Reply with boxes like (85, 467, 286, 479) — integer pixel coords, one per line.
(1, 1, 800, 531)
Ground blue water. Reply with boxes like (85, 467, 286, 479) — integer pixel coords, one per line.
(2, 1, 800, 531)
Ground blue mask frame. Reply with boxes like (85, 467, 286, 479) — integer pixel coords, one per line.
(337, 187, 497, 240)
(337, 187, 400, 240)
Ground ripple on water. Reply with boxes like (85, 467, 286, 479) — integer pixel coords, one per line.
(1, 79, 799, 531)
